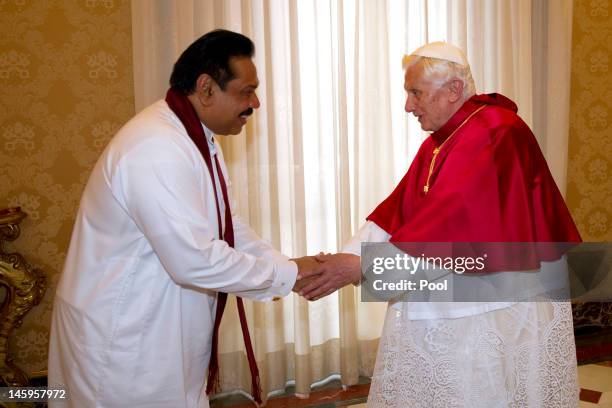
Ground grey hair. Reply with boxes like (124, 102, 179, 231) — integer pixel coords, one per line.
(402, 54, 476, 99)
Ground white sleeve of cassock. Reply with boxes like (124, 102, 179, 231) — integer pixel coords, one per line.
(341, 221, 452, 286)
(341, 221, 391, 255)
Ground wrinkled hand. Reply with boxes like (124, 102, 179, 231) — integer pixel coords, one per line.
(298, 253, 361, 301)
(291, 256, 323, 292)
(293, 274, 318, 293)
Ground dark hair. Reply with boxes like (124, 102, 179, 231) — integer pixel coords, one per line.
(169, 29, 255, 94)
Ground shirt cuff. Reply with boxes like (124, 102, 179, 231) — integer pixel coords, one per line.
(269, 259, 298, 300)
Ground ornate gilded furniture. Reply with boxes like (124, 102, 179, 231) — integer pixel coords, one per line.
(0, 207, 46, 388)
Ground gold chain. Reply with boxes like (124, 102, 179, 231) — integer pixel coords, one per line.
(423, 105, 486, 194)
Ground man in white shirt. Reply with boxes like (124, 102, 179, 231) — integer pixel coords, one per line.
(48, 29, 318, 408)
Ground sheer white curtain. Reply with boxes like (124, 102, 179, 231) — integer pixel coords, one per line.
(131, 0, 573, 401)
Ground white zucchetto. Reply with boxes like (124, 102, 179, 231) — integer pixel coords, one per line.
(405, 41, 469, 66)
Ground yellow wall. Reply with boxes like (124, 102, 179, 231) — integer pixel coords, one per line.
(567, 0, 612, 241)
(0, 0, 609, 375)
(0, 0, 134, 373)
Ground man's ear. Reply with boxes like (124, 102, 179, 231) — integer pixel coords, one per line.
(447, 79, 464, 103)
(195, 74, 215, 106)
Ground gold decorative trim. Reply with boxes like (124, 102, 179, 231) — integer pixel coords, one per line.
(0, 207, 46, 389)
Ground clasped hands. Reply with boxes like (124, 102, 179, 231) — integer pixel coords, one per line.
(291, 253, 361, 301)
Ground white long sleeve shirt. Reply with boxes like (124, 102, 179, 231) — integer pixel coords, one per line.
(48, 100, 297, 408)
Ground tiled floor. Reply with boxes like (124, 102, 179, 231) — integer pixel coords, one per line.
(213, 361, 612, 408)
(579, 361, 612, 407)
(211, 381, 370, 407)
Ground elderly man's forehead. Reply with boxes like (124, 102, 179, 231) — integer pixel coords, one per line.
(404, 62, 426, 80)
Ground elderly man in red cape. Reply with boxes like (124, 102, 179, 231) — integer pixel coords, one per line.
(299, 42, 582, 407)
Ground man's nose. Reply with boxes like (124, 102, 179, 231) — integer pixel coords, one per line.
(250, 93, 261, 109)
(405, 96, 415, 113)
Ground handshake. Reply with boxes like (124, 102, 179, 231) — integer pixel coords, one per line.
(290, 253, 361, 301)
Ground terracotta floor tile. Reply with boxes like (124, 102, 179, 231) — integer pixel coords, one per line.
(580, 388, 602, 403)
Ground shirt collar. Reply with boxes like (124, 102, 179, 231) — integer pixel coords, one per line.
(201, 123, 217, 154)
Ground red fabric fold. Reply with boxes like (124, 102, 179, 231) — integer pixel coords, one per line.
(367, 93, 581, 272)
(165, 88, 262, 404)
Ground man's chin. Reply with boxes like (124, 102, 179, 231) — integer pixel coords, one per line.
(416, 117, 430, 131)
(227, 125, 245, 135)
(229, 117, 250, 134)
(216, 122, 246, 135)
(419, 122, 434, 132)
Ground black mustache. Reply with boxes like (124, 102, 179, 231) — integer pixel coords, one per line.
(240, 107, 254, 117)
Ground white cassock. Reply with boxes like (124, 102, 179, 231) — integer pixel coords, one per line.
(343, 222, 579, 408)
(48, 100, 297, 408)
